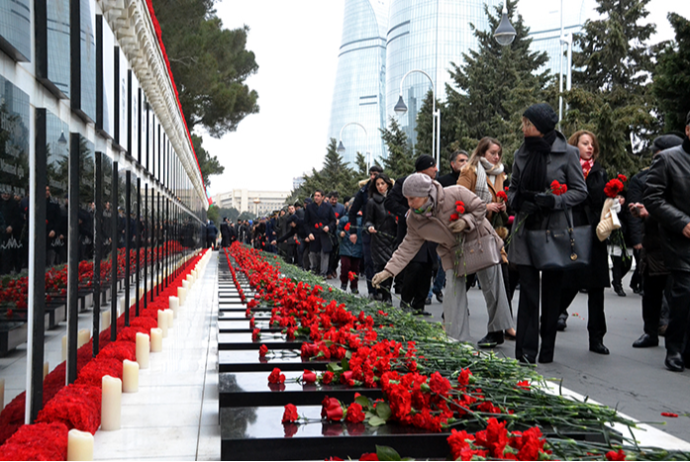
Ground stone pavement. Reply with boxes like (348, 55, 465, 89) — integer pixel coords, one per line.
(326, 272, 690, 444)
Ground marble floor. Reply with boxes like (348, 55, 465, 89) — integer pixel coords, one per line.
(93, 252, 220, 461)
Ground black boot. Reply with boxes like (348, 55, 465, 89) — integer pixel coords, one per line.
(478, 331, 504, 349)
(589, 339, 610, 355)
(556, 311, 567, 331)
(632, 333, 658, 348)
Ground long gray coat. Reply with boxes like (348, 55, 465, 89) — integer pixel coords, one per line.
(506, 132, 588, 267)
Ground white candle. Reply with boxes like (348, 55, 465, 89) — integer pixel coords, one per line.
(101, 311, 111, 332)
(44, 362, 49, 380)
(182, 279, 189, 290)
(67, 428, 93, 461)
(101, 375, 122, 431)
(165, 309, 173, 329)
(61, 335, 67, 361)
(177, 287, 187, 306)
(169, 296, 179, 318)
(135, 333, 150, 369)
(119, 297, 125, 316)
(150, 328, 163, 352)
(157, 310, 168, 338)
(77, 329, 91, 349)
(122, 359, 139, 393)
(139, 287, 145, 300)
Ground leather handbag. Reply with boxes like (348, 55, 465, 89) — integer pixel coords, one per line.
(526, 209, 592, 271)
(457, 222, 502, 276)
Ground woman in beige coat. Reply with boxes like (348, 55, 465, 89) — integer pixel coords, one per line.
(372, 173, 514, 346)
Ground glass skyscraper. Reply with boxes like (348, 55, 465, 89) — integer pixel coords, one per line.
(328, 0, 390, 168)
(328, 0, 502, 167)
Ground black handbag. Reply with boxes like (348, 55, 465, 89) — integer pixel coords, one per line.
(526, 209, 592, 271)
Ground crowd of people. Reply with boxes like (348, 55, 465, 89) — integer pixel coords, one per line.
(207, 103, 690, 372)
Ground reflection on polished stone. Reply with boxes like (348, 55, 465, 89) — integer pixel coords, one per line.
(219, 404, 448, 461)
(219, 349, 329, 373)
(219, 371, 382, 408)
(218, 333, 302, 351)
(219, 311, 271, 320)
(218, 320, 281, 334)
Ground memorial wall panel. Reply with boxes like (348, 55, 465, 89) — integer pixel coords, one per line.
(46, 0, 71, 97)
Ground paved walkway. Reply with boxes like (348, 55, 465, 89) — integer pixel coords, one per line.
(326, 272, 690, 446)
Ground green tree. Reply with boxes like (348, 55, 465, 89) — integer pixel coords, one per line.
(415, 92, 457, 176)
(152, 0, 259, 137)
(445, 0, 552, 170)
(652, 13, 690, 135)
(355, 152, 369, 179)
(565, 0, 657, 178)
(380, 117, 415, 180)
(192, 135, 224, 188)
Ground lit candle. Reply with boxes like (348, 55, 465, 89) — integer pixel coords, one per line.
(67, 428, 93, 461)
(61, 335, 67, 361)
(150, 328, 163, 352)
(77, 329, 91, 348)
(122, 359, 139, 393)
(177, 287, 187, 306)
(101, 375, 122, 431)
(182, 280, 189, 290)
(165, 309, 174, 329)
(44, 361, 49, 379)
(135, 333, 150, 369)
(101, 311, 111, 332)
(157, 310, 168, 337)
(169, 296, 179, 318)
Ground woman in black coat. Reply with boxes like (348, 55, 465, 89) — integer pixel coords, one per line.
(558, 130, 610, 355)
(364, 173, 397, 302)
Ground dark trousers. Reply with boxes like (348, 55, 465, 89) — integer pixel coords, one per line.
(361, 235, 375, 295)
(401, 260, 433, 311)
(328, 242, 340, 275)
(611, 255, 632, 290)
(642, 271, 668, 336)
(665, 270, 690, 356)
(501, 263, 513, 315)
(560, 287, 606, 342)
(301, 242, 311, 271)
(340, 256, 361, 289)
(630, 248, 643, 290)
(515, 265, 563, 363)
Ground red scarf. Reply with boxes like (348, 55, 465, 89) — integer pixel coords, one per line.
(580, 158, 594, 178)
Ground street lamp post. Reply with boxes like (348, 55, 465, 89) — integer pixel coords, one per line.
(394, 69, 440, 169)
(336, 122, 370, 171)
(558, 0, 573, 127)
(493, 0, 517, 46)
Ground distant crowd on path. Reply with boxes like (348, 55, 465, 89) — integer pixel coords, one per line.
(203, 103, 690, 373)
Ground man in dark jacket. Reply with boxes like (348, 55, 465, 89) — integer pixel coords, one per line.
(220, 217, 231, 247)
(438, 150, 469, 187)
(385, 155, 439, 315)
(643, 111, 690, 372)
(627, 135, 683, 295)
(304, 190, 336, 276)
(206, 220, 219, 249)
(349, 165, 383, 297)
(295, 201, 309, 270)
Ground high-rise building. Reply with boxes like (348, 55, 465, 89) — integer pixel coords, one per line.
(327, 0, 390, 167)
(328, 0, 503, 167)
(385, 0, 502, 149)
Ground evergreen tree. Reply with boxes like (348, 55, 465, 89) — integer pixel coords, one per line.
(445, 0, 551, 169)
(415, 92, 456, 175)
(652, 13, 690, 135)
(565, 0, 657, 178)
(380, 117, 415, 180)
(355, 152, 369, 179)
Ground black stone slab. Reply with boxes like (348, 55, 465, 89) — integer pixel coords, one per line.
(219, 371, 383, 408)
(219, 405, 620, 461)
(218, 333, 303, 351)
(219, 349, 328, 373)
(219, 404, 447, 460)
(218, 320, 281, 333)
(219, 311, 271, 321)
(218, 305, 272, 313)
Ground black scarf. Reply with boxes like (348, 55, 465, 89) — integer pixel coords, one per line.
(515, 131, 557, 210)
(683, 136, 690, 154)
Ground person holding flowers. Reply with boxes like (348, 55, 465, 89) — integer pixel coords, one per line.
(458, 136, 516, 343)
(555, 130, 611, 355)
(364, 173, 397, 303)
(507, 103, 587, 364)
(372, 173, 513, 346)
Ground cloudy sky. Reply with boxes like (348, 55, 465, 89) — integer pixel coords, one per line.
(204, 0, 690, 198)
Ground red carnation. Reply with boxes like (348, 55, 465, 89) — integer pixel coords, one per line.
(252, 328, 260, 341)
(448, 429, 475, 461)
(259, 344, 268, 357)
(321, 371, 334, 384)
(359, 453, 379, 461)
(617, 174, 628, 183)
(282, 404, 299, 423)
(661, 412, 678, 418)
(496, 191, 508, 202)
(450, 213, 460, 222)
(346, 402, 366, 423)
(604, 179, 624, 198)
(606, 449, 626, 461)
(344, 222, 351, 231)
(321, 396, 343, 421)
(268, 367, 286, 384)
(348, 271, 357, 281)
(303, 370, 317, 383)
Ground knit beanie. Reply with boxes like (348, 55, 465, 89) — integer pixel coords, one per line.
(523, 103, 558, 135)
(414, 155, 436, 172)
(652, 134, 683, 153)
(402, 173, 433, 198)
